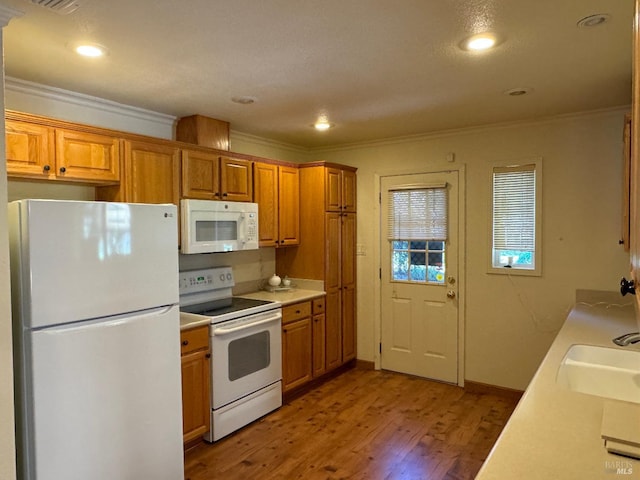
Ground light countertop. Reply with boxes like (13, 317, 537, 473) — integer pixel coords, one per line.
(179, 312, 211, 331)
(239, 288, 325, 305)
(476, 290, 640, 479)
(180, 288, 325, 331)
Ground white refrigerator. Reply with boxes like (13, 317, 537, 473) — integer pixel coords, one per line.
(8, 199, 184, 480)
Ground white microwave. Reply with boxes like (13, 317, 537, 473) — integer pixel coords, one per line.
(180, 199, 259, 254)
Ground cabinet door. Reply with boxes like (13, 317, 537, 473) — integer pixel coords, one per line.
(312, 312, 326, 378)
(181, 349, 210, 443)
(124, 140, 180, 206)
(219, 156, 253, 202)
(341, 284, 356, 363)
(341, 213, 357, 288)
(5, 120, 55, 178)
(325, 212, 342, 291)
(182, 149, 220, 200)
(278, 166, 300, 245)
(341, 213, 357, 362)
(325, 289, 342, 371)
(55, 129, 120, 183)
(325, 167, 343, 212)
(342, 169, 357, 213)
(254, 162, 279, 247)
(282, 317, 312, 392)
(622, 114, 632, 252)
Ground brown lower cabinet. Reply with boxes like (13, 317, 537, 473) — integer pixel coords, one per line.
(282, 297, 327, 393)
(180, 326, 210, 444)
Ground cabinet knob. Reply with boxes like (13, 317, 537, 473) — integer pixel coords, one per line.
(43, 165, 51, 172)
(59, 167, 66, 174)
(222, 192, 228, 197)
(295, 310, 301, 314)
(205, 353, 211, 359)
(182, 340, 189, 346)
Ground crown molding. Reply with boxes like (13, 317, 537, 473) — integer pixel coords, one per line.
(5, 77, 176, 129)
(0, 4, 23, 27)
(309, 105, 631, 154)
(230, 129, 308, 156)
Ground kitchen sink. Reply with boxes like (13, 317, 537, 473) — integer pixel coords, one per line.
(556, 344, 640, 404)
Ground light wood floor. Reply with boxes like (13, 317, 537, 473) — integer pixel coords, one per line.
(184, 367, 520, 480)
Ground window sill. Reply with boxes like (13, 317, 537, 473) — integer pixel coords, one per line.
(487, 266, 541, 277)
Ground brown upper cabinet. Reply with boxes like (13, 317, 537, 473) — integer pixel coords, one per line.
(253, 162, 300, 247)
(6, 114, 120, 184)
(182, 151, 253, 202)
(325, 167, 356, 213)
(97, 139, 180, 207)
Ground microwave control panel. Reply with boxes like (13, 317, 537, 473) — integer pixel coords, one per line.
(246, 212, 258, 242)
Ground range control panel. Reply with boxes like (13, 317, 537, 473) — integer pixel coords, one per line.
(179, 266, 235, 295)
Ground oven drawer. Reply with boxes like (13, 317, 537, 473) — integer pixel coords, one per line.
(180, 326, 209, 355)
(283, 301, 311, 324)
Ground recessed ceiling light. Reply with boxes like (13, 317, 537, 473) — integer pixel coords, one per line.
(74, 43, 107, 57)
(460, 33, 500, 52)
(504, 87, 533, 97)
(313, 116, 333, 131)
(231, 96, 257, 105)
(577, 14, 610, 28)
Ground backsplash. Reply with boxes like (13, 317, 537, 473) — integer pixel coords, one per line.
(178, 248, 276, 295)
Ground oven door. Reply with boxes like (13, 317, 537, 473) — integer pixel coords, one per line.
(210, 308, 282, 409)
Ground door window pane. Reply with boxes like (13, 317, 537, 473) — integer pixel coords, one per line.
(392, 240, 445, 284)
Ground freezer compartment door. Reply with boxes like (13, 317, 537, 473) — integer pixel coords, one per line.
(10, 200, 179, 329)
(20, 305, 184, 480)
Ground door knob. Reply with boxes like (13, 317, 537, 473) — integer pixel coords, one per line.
(446, 290, 456, 299)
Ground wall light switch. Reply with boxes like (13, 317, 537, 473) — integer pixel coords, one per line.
(356, 244, 366, 256)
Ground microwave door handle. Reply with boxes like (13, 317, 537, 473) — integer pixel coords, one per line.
(212, 313, 281, 336)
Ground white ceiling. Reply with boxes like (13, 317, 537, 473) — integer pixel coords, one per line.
(0, 0, 634, 148)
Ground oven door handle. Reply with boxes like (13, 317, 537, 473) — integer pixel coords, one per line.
(212, 313, 281, 336)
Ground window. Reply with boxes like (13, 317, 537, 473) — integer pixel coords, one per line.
(490, 161, 542, 275)
(388, 185, 447, 284)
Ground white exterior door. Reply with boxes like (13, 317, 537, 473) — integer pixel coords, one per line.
(380, 171, 459, 383)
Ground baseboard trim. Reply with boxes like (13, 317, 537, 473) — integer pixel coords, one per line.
(464, 380, 524, 402)
(356, 359, 375, 370)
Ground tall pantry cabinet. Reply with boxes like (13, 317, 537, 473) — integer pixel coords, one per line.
(276, 162, 357, 371)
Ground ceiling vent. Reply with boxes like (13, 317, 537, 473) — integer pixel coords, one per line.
(28, 0, 80, 14)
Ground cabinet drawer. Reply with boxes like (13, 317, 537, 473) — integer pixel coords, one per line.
(282, 301, 311, 324)
(312, 297, 325, 315)
(180, 326, 209, 355)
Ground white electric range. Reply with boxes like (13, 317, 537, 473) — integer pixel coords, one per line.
(179, 267, 282, 442)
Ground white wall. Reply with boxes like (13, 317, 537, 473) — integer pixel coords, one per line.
(312, 108, 630, 390)
(230, 130, 306, 164)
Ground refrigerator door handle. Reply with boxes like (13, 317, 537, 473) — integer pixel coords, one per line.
(33, 305, 177, 332)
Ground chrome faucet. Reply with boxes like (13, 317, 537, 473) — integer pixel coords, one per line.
(613, 332, 640, 346)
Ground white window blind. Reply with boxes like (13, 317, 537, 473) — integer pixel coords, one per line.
(492, 164, 536, 251)
(387, 185, 448, 240)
